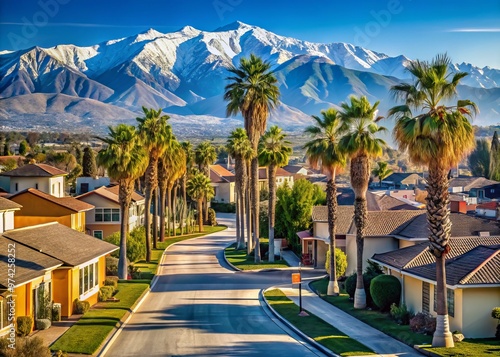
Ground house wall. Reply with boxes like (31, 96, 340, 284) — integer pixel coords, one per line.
(15, 216, 72, 229)
(86, 223, 119, 239)
(314, 222, 328, 239)
(76, 177, 110, 195)
(0, 211, 16, 232)
(462, 287, 500, 338)
(53, 268, 72, 317)
(316, 241, 327, 268)
(212, 182, 235, 203)
(8, 176, 65, 197)
(475, 208, 496, 218)
(346, 236, 398, 275)
(399, 240, 418, 249)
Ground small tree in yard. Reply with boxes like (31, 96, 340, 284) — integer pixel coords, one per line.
(492, 307, 500, 339)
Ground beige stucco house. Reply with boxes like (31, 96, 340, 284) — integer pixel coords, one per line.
(76, 185, 145, 239)
(0, 163, 67, 197)
(258, 167, 294, 190)
(372, 236, 500, 338)
(209, 165, 235, 203)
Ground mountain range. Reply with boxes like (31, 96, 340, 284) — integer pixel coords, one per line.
(0, 21, 499, 136)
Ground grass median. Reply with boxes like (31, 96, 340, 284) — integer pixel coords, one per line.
(50, 282, 149, 354)
(264, 289, 374, 356)
(224, 240, 289, 270)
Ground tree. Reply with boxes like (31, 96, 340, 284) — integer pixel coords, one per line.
(227, 128, 255, 250)
(304, 108, 346, 295)
(18, 140, 29, 156)
(187, 173, 214, 232)
(372, 161, 393, 187)
(490, 132, 500, 180)
(194, 141, 217, 222)
(468, 139, 490, 177)
(96, 124, 148, 279)
(224, 54, 280, 262)
(180, 141, 195, 235)
(339, 95, 387, 309)
(136, 107, 172, 262)
(82, 147, 98, 177)
(389, 53, 477, 347)
(258, 126, 292, 262)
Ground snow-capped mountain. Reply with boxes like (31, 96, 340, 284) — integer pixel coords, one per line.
(0, 21, 498, 134)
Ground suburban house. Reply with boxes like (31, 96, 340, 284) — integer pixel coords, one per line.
(0, 163, 68, 197)
(75, 176, 111, 195)
(449, 176, 499, 203)
(258, 167, 294, 190)
(371, 237, 500, 338)
(475, 201, 499, 219)
(2, 222, 118, 324)
(8, 188, 94, 232)
(282, 164, 310, 176)
(77, 185, 145, 239)
(381, 172, 426, 189)
(209, 165, 235, 203)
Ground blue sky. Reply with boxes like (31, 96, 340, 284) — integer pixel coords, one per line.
(1, 0, 499, 68)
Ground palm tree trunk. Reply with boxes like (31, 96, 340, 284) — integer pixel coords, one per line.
(268, 164, 277, 262)
(351, 155, 370, 309)
(118, 181, 132, 280)
(326, 173, 340, 295)
(159, 184, 167, 242)
(235, 191, 240, 245)
(144, 159, 159, 263)
(152, 188, 158, 249)
(166, 186, 172, 237)
(172, 183, 178, 237)
(428, 162, 454, 347)
(182, 175, 187, 235)
(197, 198, 203, 232)
(246, 172, 252, 255)
(251, 157, 261, 262)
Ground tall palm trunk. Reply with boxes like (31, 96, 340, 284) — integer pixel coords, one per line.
(144, 161, 158, 262)
(166, 185, 172, 237)
(152, 188, 158, 249)
(159, 183, 167, 242)
(182, 175, 187, 235)
(235, 190, 241, 245)
(118, 181, 133, 279)
(235, 157, 245, 249)
(197, 198, 203, 232)
(251, 157, 261, 262)
(351, 155, 370, 309)
(172, 182, 178, 237)
(326, 172, 340, 295)
(268, 163, 277, 262)
(428, 162, 454, 347)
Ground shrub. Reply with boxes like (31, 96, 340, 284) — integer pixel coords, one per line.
(370, 274, 401, 311)
(35, 318, 51, 330)
(0, 336, 51, 357)
(128, 265, 142, 279)
(105, 226, 146, 263)
(16, 316, 33, 336)
(52, 304, 61, 322)
(98, 286, 114, 302)
(210, 202, 236, 213)
(410, 312, 436, 335)
(73, 299, 90, 314)
(345, 272, 379, 307)
(390, 303, 414, 325)
(104, 277, 119, 290)
(106, 256, 119, 276)
(345, 273, 357, 298)
(493, 307, 500, 339)
(207, 208, 217, 226)
(325, 248, 348, 279)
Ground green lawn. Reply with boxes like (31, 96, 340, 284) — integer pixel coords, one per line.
(50, 282, 149, 354)
(133, 225, 228, 279)
(310, 278, 432, 346)
(422, 339, 500, 357)
(264, 289, 375, 356)
(224, 242, 289, 270)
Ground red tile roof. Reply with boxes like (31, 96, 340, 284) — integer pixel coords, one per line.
(476, 201, 499, 210)
(77, 185, 144, 204)
(9, 188, 94, 212)
(209, 164, 235, 183)
(0, 197, 22, 211)
(0, 163, 67, 177)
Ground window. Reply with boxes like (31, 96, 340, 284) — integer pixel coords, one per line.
(35, 183, 39, 189)
(15, 183, 18, 191)
(80, 183, 89, 193)
(93, 230, 103, 239)
(422, 282, 430, 313)
(52, 184, 55, 194)
(95, 208, 120, 222)
(79, 261, 99, 298)
(433, 286, 454, 317)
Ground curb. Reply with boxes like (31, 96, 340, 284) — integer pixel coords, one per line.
(222, 242, 243, 272)
(97, 228, 227, 356)
(413, 345, 440, 357)
(260, 286, 340, 357)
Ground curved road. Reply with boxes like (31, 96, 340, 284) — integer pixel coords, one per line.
(104, 214, 327, 357)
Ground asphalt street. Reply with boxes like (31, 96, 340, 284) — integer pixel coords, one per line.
(104, 214, 327, 357)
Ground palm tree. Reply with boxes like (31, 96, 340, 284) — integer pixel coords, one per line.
(181, 141, 195, 235)
(96, 124, 147, 279)
(227, 128, 255, 250)
(224, 54, 280, 262)
(371, 161, 393, 187)
(258, 126, 292, 262)
(187, 172, 214, 232)
(304, 108, 347, 295)
(339, 95, 387, 309)
(389, 54, 477, 347)
(136, 107, 172, 262)
(194, 141, 217, 222)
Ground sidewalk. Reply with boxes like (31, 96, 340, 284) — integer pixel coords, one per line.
(281, 249, 301, 267)
(29, 314, 81, 348)
(280, 286, 423, 357)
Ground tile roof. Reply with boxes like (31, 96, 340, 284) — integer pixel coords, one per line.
(282, 165, 307, 174)
(258, 167, 292, 179)
(376, 195, 423, 211)
(476, 201, 499, 210)
(0, 197, 22, 211)
(311, 205, 354, 234)
(405, 245, 500, 286)
(209, 164, 235, 183)
(77, 185, 144, 203)
(0, 163, 67, 177)
(0, 236, 62, 288)
(349, 210, 425, 237)
(448, 176, 499, 191)
(397, 212, 500, 238)
(372, 236, 500, 271)
(383, 172, 424, 183)
(9, 188, 94, 212)
(3, 222, 118, 266)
